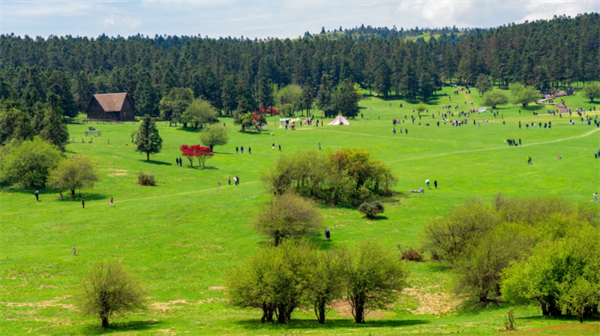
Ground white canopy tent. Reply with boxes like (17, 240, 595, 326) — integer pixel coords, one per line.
(328, 115, 350, 125)
(279, 118, 290, 128)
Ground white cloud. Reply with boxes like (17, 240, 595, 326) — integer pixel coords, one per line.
(1, 0, 598, 38)
(102, 15, 142, 29)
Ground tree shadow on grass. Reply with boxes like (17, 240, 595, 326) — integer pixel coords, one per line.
(138, 159, 172, 166)
(81, 319, 162, 335)
(238, 131, 271, 136)
(424, 262, 452, 273)
(367, 215, 388, 220)
(516, 315, 588, 323)
(453, 299, 509, 316)
(176, 126, 202, 133)
(0, 187, 108, 201)
(65, 193, 109, 201)
(235, 318, 429, 331)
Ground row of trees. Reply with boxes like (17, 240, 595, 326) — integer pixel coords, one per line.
(481, 83, 541, 108)
(262, 148, 396, 206)
(422, 195, 599, 321)
(0, 137, 99, 193)
(74, 242, 408, 328)
(0, 115, 227, 191)
(0, 94, 69, 148)
(2, 14, 597, 120)
(228, 240, 408, 324)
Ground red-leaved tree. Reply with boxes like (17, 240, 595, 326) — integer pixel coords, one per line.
(180, 145, 213, 168)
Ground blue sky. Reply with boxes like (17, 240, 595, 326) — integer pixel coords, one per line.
(1, 0, 598, 39)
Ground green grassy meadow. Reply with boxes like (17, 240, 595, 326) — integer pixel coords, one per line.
(1, 86, 599, 335)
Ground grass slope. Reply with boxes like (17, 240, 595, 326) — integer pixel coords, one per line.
(1, 87, 599, 335)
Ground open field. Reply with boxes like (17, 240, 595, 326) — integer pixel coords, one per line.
(1, 86, 599, 335)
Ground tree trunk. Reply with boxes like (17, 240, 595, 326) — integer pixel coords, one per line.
(71, 189, 75, 198)
(276, 305, 288, 323)
(354, 303, 365, 323)
(315, 301, 326, 324)
(102, 317, 109, 328)
(541, 302, 549, 316)
(274, 233, 280, 247)
(146, 152, 150, 162)
(261, 305, 274, 323)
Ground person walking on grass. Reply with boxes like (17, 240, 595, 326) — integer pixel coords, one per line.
(425, 179, 430, 188)
(82, 197, 85, 209)
(279, 144, 281, 151)
(110, 197, 114, 207)
(35, 190, 39, 202)
(319, 143, 321, 150)
(272, 143, 275, 150)
(228, 175, 231, 185)
(527, 156, 532, 165)
(72, 245, 77, 256)
(60, 191, 63, 200)
(249, 147, 251, 154)
(434, 180, 438, 189)
(237, 175, 240, 185)
(236, 147, 239, 154)
(594, 192, 599, 203)
(241, 146, 244, 154)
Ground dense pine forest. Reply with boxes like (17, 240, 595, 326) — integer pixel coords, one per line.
(0, 13, 598, 120)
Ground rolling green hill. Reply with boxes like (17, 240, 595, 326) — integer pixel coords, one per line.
(1, 86, 599, 335)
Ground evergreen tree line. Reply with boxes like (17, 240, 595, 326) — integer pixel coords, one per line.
(0, 13, 598, 121)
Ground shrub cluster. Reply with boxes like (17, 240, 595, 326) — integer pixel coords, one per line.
(398, 246, 424, 262)
(137, 171, 156, 186)
(358, 201, 384, 219)
(228, 240, 408, 324)
(262, 148, 396, 206)
(422, 195, 600, 320)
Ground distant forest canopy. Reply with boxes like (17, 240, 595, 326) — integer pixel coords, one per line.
(0, 13, 598, 118)
(306, 24, 469, 41)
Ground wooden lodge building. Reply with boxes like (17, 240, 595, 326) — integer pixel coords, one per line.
(86, 93, 136, 121)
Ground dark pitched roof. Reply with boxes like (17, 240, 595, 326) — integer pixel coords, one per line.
(93, 93, 128, 112)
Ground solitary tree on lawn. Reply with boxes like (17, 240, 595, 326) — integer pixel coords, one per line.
(136, 115, 162, 162)
(48, 155, 100, 198)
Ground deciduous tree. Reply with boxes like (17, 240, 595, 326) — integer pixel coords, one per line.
(483, 90, 509, 108)
(227, 240, 314, 323)
(343, 241, 408, 323)
(77, 262, 146, 328)
(581, 82, 600, 102)
(511, 83, 540, 107)
(253, 192, 324, 246)
(48, 155, 100, 198)
(199, 124, 228, 152)
(181, 98, 218, 129)
(159, 88, 193, 125)
(0, 137, 63, 188)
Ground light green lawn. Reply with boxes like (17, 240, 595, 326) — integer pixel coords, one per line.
(1, 87, 599, 335)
